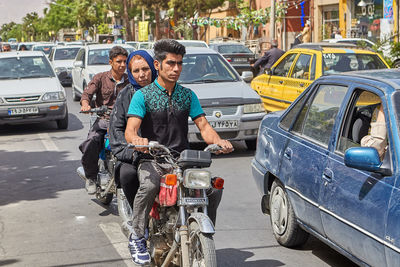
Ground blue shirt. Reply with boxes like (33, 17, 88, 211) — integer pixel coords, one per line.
(127, 79, 205, 152)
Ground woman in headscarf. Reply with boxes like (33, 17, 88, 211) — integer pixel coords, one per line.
(109, 50, 157, 209)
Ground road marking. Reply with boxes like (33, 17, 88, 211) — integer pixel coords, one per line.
(37, 133, 59, 151)
(99, 222, 134, 266)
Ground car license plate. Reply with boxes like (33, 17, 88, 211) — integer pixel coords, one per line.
(235, 58, 248, 62)
(8, 106, 39, 115)
(210, 120, 238, 129)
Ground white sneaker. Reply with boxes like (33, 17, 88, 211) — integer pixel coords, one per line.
(85, 179, 96, 195)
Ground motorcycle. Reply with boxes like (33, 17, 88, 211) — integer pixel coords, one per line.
(76, 106, 132, 218)
(123, 141, 225, 267)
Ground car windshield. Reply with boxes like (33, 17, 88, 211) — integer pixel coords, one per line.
(179, 54, 239, 84)
(393, 91, 400, 131)
(217, 44, 252, 54)
(323, 53, 387, 74)
(88, 48, 133, 65)
(0, 56, 55, 79)
(33, 45, 54, 55)
(54, 48, 80, 60)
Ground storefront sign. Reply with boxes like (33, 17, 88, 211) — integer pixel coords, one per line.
(384, 0, 393, 18)
(139, 21, 149, 42)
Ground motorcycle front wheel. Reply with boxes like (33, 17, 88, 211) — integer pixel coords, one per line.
(188, 221, 217, 267)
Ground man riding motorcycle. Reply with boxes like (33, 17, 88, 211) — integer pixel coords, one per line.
(125, 39, 233, 265)
(109, 50, 157, 211)
(79, 46, 129, 194)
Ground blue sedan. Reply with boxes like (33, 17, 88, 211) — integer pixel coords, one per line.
(251, 69, 400, 266)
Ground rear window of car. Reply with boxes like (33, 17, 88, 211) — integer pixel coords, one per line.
(33, 45, 54, 54)
(217, 45, 252, 54)
(323, 53, 387, 74)
(54, 48, 80, 60)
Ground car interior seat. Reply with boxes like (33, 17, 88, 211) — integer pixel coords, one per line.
(333, 56, 351, 72)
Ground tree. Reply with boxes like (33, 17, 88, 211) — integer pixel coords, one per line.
(134, 0, 169, 40)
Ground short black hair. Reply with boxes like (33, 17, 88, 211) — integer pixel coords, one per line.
(153, 39, 186, 62)
(109, 46, 128, 60)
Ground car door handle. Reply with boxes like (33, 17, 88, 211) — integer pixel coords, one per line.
(299, 83, 304, 87)
(284, 148, 292, 160)
(279, 80, 283, 84)
(322, 168, 334, 183)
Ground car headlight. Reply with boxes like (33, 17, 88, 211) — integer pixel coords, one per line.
(0, 98, 4, 104)
(54, 67, 68, 75)
(183, 169, 211, 189)
(243, 103, 265, 114)
(42, 92, 65, 101)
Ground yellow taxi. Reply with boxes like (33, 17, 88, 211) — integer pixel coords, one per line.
(251, 43, 390, 112)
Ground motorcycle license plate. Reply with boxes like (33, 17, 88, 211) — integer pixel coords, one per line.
(180, 197, 208, 206)
(8, 106, 39, 115)
(209, 120, 238, 129)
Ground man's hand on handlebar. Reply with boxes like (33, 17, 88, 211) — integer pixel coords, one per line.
(81, 104, 91, 112)
(131, 137, 149, 153)
(214, 139, 233, 154)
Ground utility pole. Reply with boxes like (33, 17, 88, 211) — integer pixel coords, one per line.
(270, 0, 275, 42)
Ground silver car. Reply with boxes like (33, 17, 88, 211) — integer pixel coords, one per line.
(0, 51, 68, 129)
(181, 48, 264, 149)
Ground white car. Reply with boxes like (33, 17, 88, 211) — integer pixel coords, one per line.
(177, 40, 209, 48)
(322, 38, 376, 49)
(48, 45, 82, 86)
(0, 51, 68, 129)
(71, 44, 134, 101)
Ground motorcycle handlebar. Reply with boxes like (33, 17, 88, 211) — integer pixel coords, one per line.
(128, 142, 228, 154)
(80, 105, 108, 114)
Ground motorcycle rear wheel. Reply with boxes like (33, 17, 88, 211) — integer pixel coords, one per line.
(96, 187, 113, 205)
(117, 189, 133, 238)
(188, 221, 217, 267)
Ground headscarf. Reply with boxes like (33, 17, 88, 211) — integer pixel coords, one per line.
(126, 50, 157, 90)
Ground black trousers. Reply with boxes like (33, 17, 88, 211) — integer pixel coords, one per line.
(119, 162, 139, 209)
(79, 118, 108, 181)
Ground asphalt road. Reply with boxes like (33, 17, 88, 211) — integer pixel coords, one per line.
(0, 87, 358, 267)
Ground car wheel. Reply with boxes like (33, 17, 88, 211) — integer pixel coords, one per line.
(72, 86, 80, 101)
(393, 61, 400, 68)
(57, 108, 69, 130)
(269, 180, 309, 247)
(245, 139, 257, 150)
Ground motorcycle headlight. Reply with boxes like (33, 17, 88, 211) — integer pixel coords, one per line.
(243, 103, 265, 114)
(42, 92, 65, 101)
(183, 169, 211, 189)
(55, 67, 67, 75)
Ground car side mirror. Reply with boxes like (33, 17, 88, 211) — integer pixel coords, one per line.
(241, 71, 253, 82)
(73, 61, 83, 68)
(266, 67, 274, 75)
(344, 147, 390, 175)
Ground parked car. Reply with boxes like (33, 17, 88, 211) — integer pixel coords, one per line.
(48, 45, 82, 86)
(177, 40, 209, 48)
(71, 44, 134, 101)
(251, 43, 390, 112)
(0, 51, 68, 129)
(209, 42, 256, 75)
(251, 69, 400, 267)
(32, 43, 56, 56)
(179, 48, 263, 149)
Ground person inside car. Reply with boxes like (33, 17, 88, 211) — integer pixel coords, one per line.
(109, 50, 157, 213)
(124, 39, 233, 265)
(360, 104, 387, 159)
(79, 46, 129, 194)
